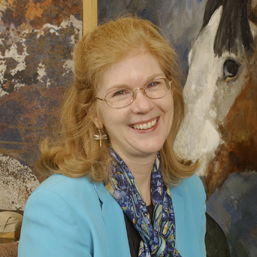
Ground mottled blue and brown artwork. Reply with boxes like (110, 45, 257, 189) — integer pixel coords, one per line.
(98, 0, 257, 256)
(0, 0, 82, 210)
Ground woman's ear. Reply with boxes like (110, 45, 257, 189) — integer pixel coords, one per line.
(87, 105, 104, 129)
(92, 115, 104, 129)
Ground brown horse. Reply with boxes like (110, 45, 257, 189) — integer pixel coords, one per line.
(175, 0, 257, 197)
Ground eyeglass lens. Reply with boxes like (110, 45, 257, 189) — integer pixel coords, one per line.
(105, 78, 171, 108)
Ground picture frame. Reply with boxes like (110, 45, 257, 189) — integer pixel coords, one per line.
(83, 0, 98, 35)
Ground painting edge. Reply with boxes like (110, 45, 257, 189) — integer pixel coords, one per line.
(83, 0, 98, 35)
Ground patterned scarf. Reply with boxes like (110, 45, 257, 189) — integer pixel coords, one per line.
(105, 149, 182, 257)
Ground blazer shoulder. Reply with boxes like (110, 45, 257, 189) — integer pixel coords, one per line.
(29, 174, 102, 211)
(171, 174, 206, 204)
(33, 174, 94, 195)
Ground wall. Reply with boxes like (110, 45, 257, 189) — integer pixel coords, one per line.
(0, 0, 82, 210)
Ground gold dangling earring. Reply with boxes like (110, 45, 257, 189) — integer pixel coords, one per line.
(94, 129, 108, 147)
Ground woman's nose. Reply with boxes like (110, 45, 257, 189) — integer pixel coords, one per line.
(130, 88, 153, 113)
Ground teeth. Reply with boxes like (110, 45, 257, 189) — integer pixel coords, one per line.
(133, 118, 157, 130)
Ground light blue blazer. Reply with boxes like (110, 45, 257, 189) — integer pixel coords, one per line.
(18, 173, 206, 257)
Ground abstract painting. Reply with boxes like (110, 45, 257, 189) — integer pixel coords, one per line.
(0, 0, 82, 210)
(98, 0, 257, 256)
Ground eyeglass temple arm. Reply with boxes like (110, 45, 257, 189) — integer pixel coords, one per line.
(94, 97, 104, 101)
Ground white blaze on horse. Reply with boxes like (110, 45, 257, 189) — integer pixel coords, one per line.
(174, 0, 257, 195)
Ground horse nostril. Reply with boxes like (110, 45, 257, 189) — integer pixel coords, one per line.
(223, 59, 240, 80)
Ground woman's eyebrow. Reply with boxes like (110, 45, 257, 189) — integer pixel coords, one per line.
(106, 83, 129, 91)
(146, 73, 166, 81)
(106, 73, 166, 91)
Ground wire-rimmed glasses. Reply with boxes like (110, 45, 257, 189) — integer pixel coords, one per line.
(95, 78, 172, 109)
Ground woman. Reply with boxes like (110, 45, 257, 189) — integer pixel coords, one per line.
(18, 17, 206, 257)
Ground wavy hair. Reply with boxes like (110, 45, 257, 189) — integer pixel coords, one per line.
(36, 16, 197, 184)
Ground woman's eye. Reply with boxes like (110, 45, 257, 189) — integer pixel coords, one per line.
(147, 81, 159, 88)
(111, 89, 130, 98)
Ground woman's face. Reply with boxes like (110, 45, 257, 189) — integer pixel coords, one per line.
(93, 51, 174, 161)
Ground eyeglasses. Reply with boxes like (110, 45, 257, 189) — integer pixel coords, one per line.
(95, 78, 172, 109)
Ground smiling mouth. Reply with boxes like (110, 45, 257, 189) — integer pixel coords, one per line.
(131, 118, 158, 130)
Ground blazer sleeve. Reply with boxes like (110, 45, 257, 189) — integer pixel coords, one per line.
(18, 189, 92, 257)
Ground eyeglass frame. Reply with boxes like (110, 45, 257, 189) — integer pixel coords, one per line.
(94, 78, 172, 109)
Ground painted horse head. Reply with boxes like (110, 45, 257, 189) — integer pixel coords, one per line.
(174, 0, 257, 196)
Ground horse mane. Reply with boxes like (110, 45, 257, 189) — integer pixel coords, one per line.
(201, 0, 254, 57)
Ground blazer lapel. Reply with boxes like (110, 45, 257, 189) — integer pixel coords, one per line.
(94, 183, 184, 256)
(94, 182, 131, 257)
(170, 189, 185, 255)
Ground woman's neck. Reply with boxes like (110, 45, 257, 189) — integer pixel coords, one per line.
(131, 166, 152, 206)
(117, 152, 156, 206)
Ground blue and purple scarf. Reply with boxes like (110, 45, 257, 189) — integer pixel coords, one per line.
(105, 149, 181, 257)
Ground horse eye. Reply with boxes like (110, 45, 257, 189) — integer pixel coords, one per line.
(223, 59, 240, 79)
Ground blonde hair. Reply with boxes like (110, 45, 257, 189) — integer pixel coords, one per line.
(36, 16, 197, 184)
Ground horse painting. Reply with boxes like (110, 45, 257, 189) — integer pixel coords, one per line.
(174, 0, 257, 255)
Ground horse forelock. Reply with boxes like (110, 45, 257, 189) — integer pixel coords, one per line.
(202, 0, 254, 57)
(202, 0, 223, 29)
